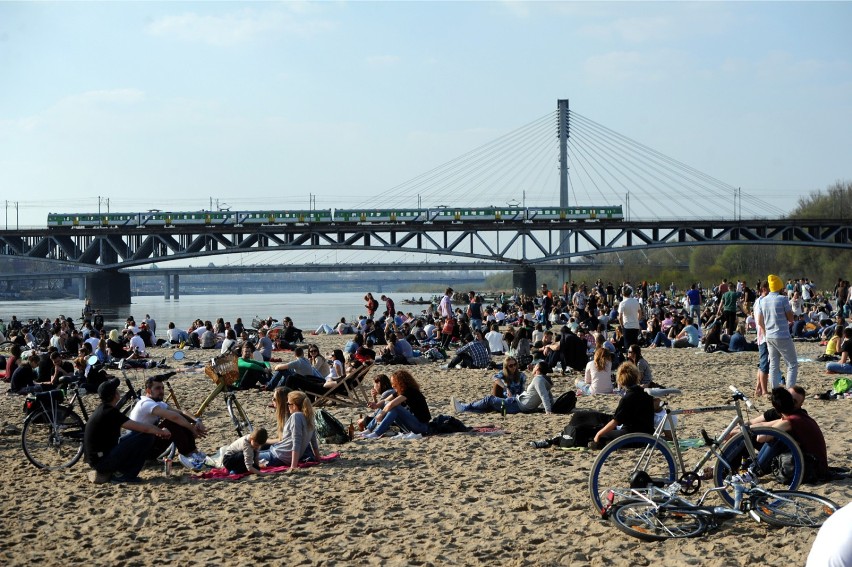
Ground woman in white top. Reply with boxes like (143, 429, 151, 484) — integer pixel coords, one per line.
(326, 349, 346, 380)
(576, 344, 614, 395)
(220, 329, 238, 354)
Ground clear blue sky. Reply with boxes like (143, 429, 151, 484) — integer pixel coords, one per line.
(1, 1, 850, 227)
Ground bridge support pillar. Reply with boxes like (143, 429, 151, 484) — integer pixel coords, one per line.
(86, 271, 131, 305)
(512, 267, 537, 296)
(163, 275, 171, 299)
(78, 277, 86, 300)
(173, 275, 180, 300)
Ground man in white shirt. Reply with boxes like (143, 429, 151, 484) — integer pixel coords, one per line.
(129, 375, 208, 470)
(439, 288, 454, 319)
(618, 286, 643, 351)
(128, 329, 148, 357)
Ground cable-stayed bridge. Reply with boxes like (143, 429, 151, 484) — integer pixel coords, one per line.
(0, 100, 845, 303)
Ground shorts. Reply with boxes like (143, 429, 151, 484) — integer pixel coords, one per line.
(757, 342, 769, 373)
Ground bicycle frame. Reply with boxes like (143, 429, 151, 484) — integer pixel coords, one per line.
(641, 394, 758, 483)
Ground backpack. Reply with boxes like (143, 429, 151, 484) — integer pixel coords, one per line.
(314, 409, 350, 444)
(427, 414, 471, 435)
(772, 452, 822, 484)
(833, 377, 851, 395)
(553, 410, 610, 448)
(551, 391, 577, 415)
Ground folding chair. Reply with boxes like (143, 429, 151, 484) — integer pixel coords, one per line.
(311, 361, 373, 408)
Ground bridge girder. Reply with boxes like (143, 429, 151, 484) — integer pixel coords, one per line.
(0, 219, 849, 269)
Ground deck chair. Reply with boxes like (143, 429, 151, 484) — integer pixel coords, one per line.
(311, 361, 373, 408)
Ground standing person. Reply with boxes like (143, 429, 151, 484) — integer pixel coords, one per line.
(467, 291, 483, 332)
(380, 295, 395, 319)
(618, 286, 642, 352)
(753, 281, 770, 396)
(438, 288, 454, 319)
(718, 285, 742, 336)
(757, 274, 798, 389)
(686, 283, 702, 321)
(364, 293, 379, 320)
(84, 378, 172, 484)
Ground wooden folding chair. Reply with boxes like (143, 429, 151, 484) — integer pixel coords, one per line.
(311, 361, 374, 408)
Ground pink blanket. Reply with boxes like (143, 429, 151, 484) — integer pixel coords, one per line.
(195, 452, 340, 480)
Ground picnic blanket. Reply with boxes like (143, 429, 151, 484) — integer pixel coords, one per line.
(195, 452, 340, 480)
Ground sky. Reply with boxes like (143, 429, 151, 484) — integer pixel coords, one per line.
(1, 1, 851, 231)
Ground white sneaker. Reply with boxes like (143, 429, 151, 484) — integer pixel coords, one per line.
(361, 432, 380, 439)
(451, 396, 464, 414)
(404, 433, 422, 440)
(440, 364, 451, 370)
(178, 454, 196, 470)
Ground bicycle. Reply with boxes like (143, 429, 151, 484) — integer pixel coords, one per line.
(588, 385, 806, 513)
(162, 350, 253, 437)
(21, 361, 140, 470)
(603, 475, 839, 541)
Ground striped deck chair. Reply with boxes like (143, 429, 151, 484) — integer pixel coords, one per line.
(310, 361, 374, 408)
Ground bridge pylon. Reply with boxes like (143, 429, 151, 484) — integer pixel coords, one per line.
(86, 270, 131, 306)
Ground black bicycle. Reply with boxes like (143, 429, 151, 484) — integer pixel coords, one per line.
(21, 359, 140, 470)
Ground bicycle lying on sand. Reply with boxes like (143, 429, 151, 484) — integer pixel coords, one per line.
(602, 472, 839, 540)
(588, 386, 806, 513)
(21, 356, 141, 470)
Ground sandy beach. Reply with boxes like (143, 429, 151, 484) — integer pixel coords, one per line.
(1, 334, 849, 566)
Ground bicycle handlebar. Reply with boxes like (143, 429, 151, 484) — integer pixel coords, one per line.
(728, 385, 754, 409)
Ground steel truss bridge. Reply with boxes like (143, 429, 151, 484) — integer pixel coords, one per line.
(0, 218, 849, 270)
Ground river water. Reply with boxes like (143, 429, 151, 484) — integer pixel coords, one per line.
(0, 292, 438, 333)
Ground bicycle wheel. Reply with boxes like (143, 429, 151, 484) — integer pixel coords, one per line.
(713, 426, 805, 506)
(588, 433, 677, 513)
(22, 407, 85, 470)
(610, 500, 709, 541)
(226, 395, 253, 436)
(750, 491, 839, 528)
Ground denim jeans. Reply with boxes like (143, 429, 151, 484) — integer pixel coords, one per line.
(372, 405, 429, 436)
(825, 361, 852, 374)
(95, 431, 156, 479)
(766, 337, 799, 388)
(461, 395, 521, 414)
(652, 332, 671, 348)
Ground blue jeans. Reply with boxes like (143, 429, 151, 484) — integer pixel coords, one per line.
(461, 395, 521, 414)
(652, 332, 671, 348)
(826, 361, 852, 374)
(372, 405, 429, 436)
(95, 431, 156, 479)
(470, 318, 482, 332)
(758, 342, 769, 373)
(756, 438, 791, 473)
(766, 337, 798, 388)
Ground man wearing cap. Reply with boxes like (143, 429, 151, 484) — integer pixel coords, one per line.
(757, 274, 798, 389)
(83, 378, 171, 483)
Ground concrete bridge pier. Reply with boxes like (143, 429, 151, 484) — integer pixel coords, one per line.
(173, 275, 180, 300)
(77, 277, 86, 300)
(163, 274, 171, 299)
(512, 266, 537, 296)
(86, 271, 131, 305)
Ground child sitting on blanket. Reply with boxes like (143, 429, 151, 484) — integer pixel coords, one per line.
(222, 428, 268, 475)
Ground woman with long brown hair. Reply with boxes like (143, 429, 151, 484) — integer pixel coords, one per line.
(258, 388, 322, 471)
(361, 369, 431, 438)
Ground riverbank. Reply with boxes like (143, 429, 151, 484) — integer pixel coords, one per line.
(1, 335, 850, 565)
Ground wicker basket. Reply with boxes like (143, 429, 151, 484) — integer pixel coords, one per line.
(205, 352, 240, 386)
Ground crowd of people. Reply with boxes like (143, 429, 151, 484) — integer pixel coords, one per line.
(0, 275, 840, 496)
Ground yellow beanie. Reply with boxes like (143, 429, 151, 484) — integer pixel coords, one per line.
(767, 274, 783, 293)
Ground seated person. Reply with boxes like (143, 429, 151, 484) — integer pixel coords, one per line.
(267, 346, 318, 390)
(306, 345, 330, 378)
(823, 323, 844, 358)
(452, 361, 554, 415)
(443, 334, 491, 369)
(492, 356, 526, 398)
(729, 322, 758, 352)
(357, 374, 394, 430)
(236, 343, 271, 390)
(672, 317, 700, 348)
(576, 344, 614, 396)
(826, 327, 852, 374)
(791, 314, 819, 340)
(626, 345, 655, 387)
(756, 386, 829, 479)
(361, 370, 431, 438)
(128, 375, 208, 470)
(259, 389, 322, 470)
(485, 322, 508, 355)
(199, 323, 218, 349)
(222, 428, 268, 475)
(590, 362, 655, 448)
(9, 353, 49, 394)
(83, 378, 172, 483)
(166, 322, 190, 345)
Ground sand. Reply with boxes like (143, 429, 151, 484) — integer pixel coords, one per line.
(1, 335, 850, 566)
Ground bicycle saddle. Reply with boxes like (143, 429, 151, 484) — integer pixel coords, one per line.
(645, 388, 682, 398)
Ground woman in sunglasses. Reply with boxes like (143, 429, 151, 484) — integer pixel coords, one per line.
(259, 388, 322, 472)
